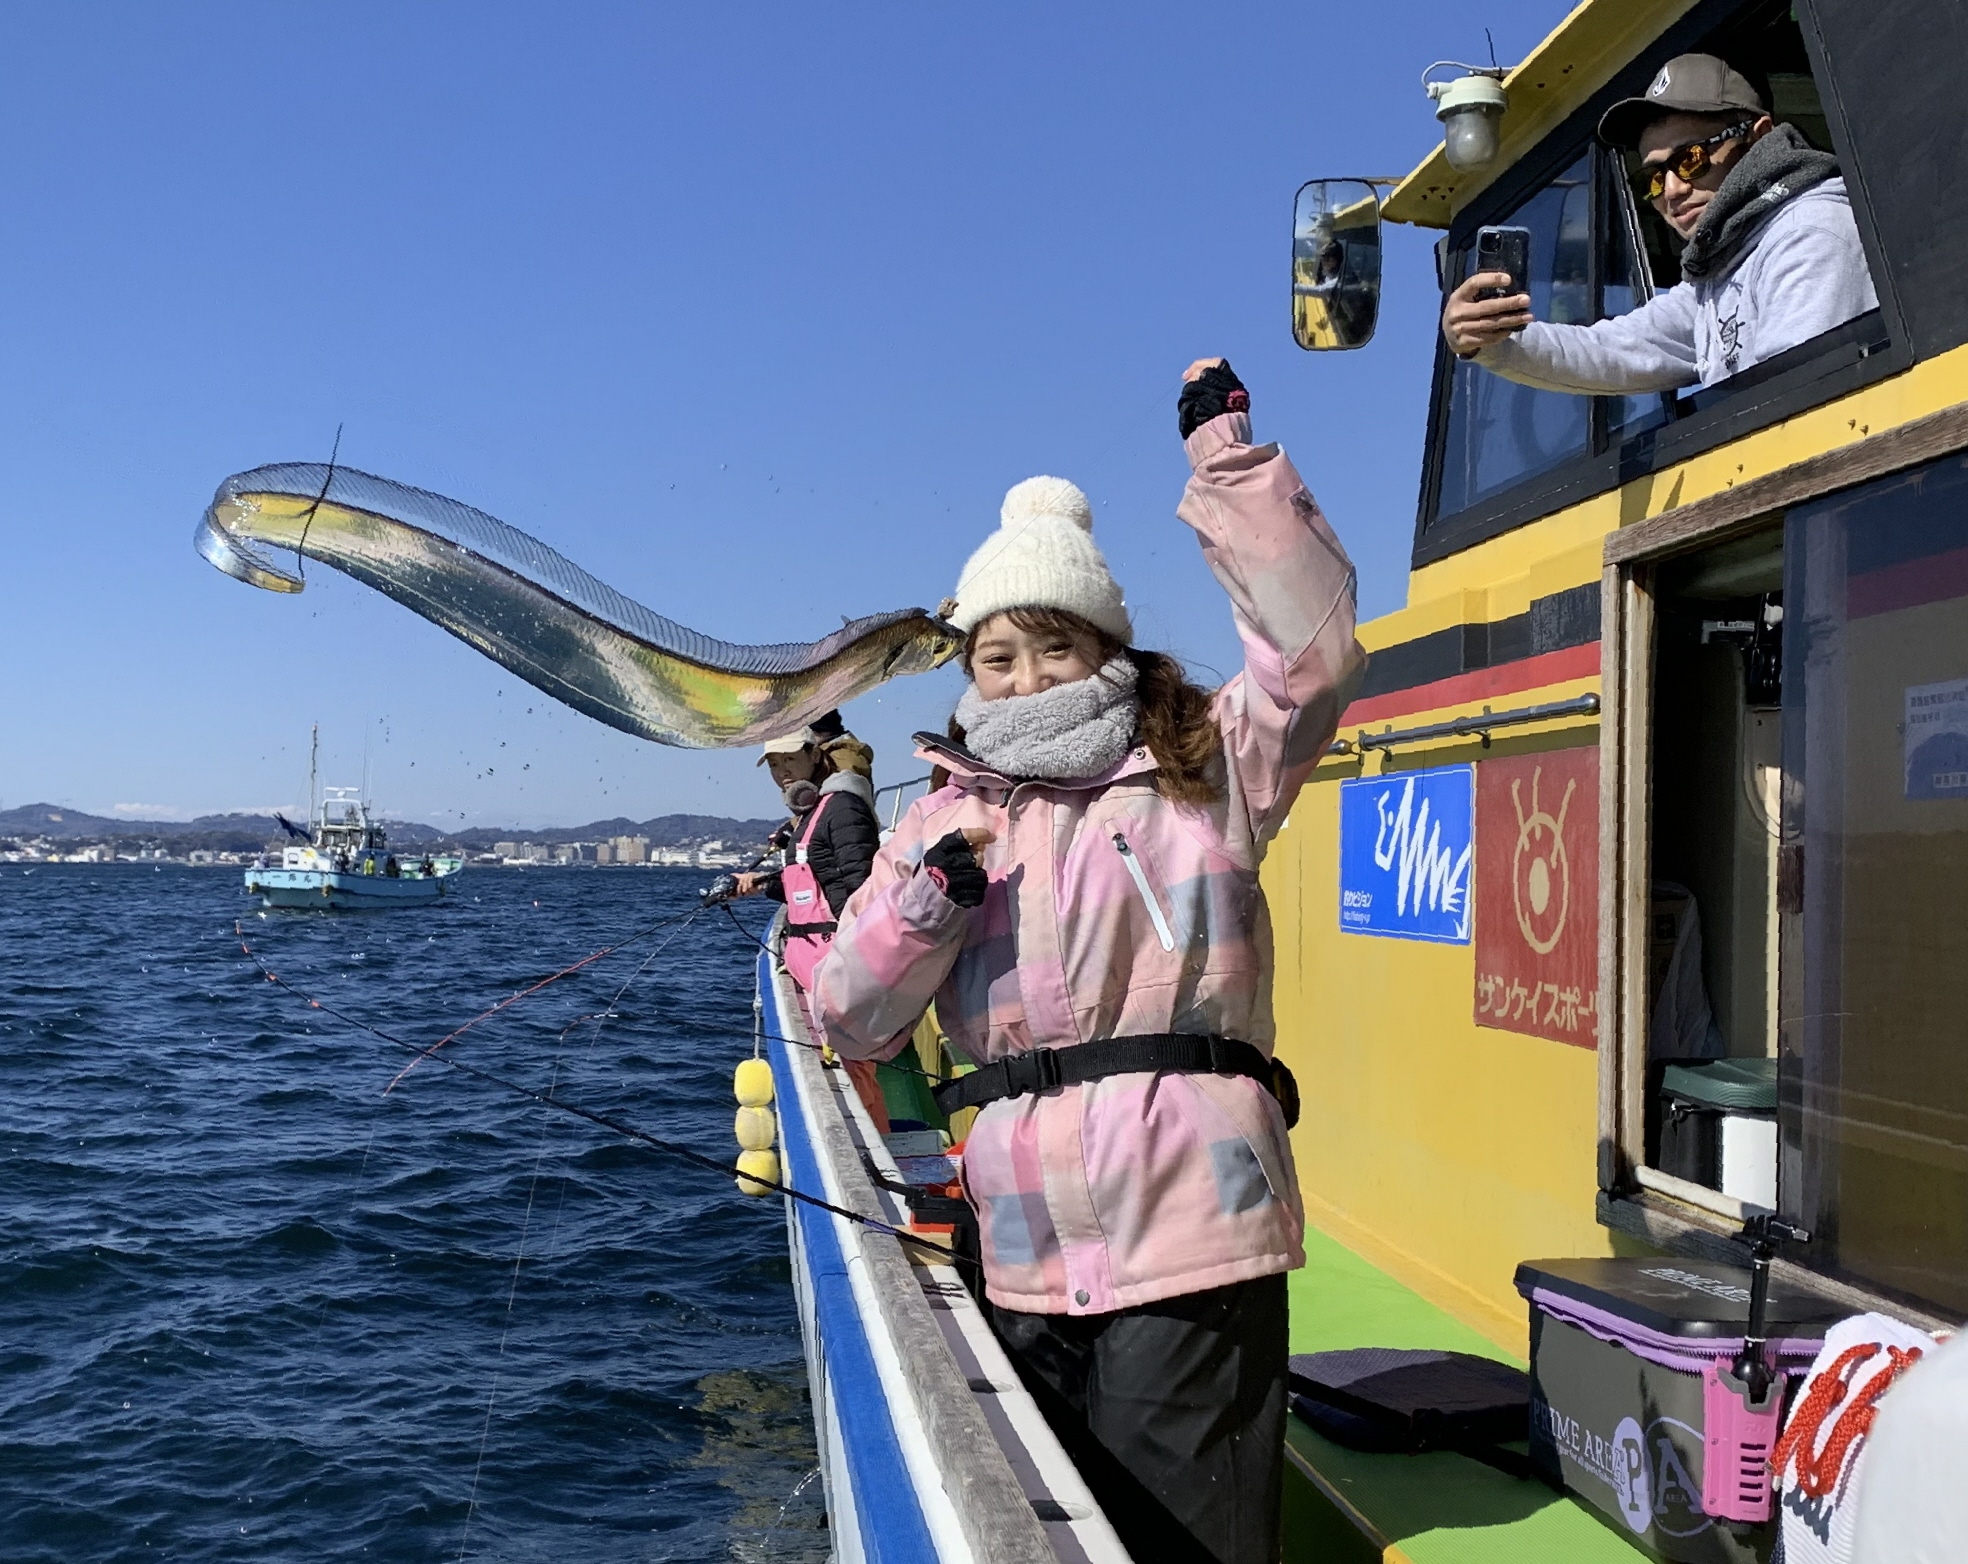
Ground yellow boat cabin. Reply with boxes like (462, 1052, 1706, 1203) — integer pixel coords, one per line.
(1273, 0, 1968, 1556)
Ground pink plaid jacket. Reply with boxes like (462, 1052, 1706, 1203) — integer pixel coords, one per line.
(813, 411, 1363, 1314)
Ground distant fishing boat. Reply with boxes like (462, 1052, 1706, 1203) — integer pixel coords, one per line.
(245, 786, 460, 910)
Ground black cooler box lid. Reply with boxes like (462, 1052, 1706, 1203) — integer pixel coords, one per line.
(1514, 1257, 1848, 1338)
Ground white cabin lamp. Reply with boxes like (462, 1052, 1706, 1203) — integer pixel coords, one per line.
(1425, 66, 1509, 172)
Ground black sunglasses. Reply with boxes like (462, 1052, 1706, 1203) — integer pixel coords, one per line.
(1632, 121, 1756, 201)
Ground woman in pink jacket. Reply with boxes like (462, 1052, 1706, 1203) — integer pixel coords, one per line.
(814, 360, 1363, 1564)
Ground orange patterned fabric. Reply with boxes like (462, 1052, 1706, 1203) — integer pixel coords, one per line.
(1771, 1342, 1925, 1499)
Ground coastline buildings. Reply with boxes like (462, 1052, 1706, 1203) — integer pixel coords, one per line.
(0, 835, 751, 869)
(1, 810, 762, 870)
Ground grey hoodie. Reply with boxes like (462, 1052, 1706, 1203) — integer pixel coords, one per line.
(1474, 175, 1877, 395)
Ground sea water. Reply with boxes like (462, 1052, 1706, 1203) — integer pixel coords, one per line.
(0, 864, 824, 1562)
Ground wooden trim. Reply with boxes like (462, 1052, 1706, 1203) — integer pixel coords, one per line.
(1604, 401, 1968, 566)
(1596, 1191, 1957, 1334)
(1595, 564, 1623, 1192)
(1615, 573, 1655, 1174)
(1282, 1440, 1396, 1559)
(1634, 1164, 1747, 1222)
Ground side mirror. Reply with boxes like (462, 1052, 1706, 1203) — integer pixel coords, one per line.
(1292, 180, 1383, 350)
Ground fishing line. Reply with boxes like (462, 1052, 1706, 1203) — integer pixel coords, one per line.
(713, 905, 951, 1083)
(383, 903, 705, 1093)
(717, 901, 777, 957)
(932, 374, 1175, 620)
(536, 912, 711, 1269)
(234, 925, 971, 1266)
(271, 926, 407, 1354)
(456, 1048, 560, 1564)
(949, 374, 1178, 610)
(456, 909, 704, 1561)
(293, 422, 343, 583)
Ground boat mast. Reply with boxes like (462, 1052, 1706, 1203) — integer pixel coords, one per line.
(308, 724, 319, 831)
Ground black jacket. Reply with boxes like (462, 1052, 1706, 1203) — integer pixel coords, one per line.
(763, 774, 880, 919)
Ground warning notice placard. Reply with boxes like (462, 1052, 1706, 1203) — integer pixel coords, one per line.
(1473, 747, 1599, 1048)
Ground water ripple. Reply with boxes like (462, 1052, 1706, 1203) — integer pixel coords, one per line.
(0, 864, 820, 1562)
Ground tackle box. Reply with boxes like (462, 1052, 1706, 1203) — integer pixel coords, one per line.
(1514, 1257, 1846, 1563)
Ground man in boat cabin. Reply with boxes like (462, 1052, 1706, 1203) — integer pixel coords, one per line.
(729, 719, 888, 1129)
(813, 359, 1364, 1564)
(1442, 53, 1878, 391)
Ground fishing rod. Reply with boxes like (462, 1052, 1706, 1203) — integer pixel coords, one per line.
(698, 833, 784, 908)
(234, 922, 974, 1269)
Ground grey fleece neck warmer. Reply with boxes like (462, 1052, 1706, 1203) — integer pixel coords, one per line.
(1682, 124, 1840, 282)
(954, 656, 1140, 781)
(780, 779, 819, 814)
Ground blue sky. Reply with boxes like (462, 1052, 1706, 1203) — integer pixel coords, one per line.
(0, 2, 1556, 828)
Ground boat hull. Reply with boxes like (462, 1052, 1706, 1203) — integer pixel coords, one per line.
(245, 867, 458, 909)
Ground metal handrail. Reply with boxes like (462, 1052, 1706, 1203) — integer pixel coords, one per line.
(1328, 693, 1600, 758)
(874, 774, 935, 832)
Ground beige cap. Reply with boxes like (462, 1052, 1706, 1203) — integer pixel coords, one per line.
(756, 731, 817, 764)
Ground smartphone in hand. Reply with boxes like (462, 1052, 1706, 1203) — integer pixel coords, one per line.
(1473, 225, 1532, 300)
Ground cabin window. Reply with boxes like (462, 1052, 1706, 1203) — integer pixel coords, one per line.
(1617, 452, 1968, 1320)
(1778, 454, 1968, 1316)
(1434, 152, 1599, 517)
(1601, 167, 1674, 443)
(1633, 526, 1786, 1223)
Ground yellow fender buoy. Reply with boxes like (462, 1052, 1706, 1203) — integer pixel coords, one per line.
(734, 1057, 774, 1107)
(734, 1105, 777, 1152)
(735, 1147, 780, 1197)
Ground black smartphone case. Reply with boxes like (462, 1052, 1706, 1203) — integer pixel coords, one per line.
(1474, 225, 1531, 299)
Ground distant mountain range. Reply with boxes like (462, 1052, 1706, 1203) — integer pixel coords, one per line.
(0, 803, 782, 853)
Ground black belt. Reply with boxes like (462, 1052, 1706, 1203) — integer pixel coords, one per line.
(786, 919, 837, 938)
(931, 1033, 1298, 1128)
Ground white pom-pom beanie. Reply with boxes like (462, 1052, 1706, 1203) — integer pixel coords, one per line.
(944, 476, 1132, 643)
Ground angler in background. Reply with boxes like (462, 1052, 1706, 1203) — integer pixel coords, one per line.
(730, 723, 887, 1128)
(808, 707, 874, 783)
(814, 359, 1364, 1564)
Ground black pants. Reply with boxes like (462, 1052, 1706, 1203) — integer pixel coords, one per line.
(989, 1274, 1288, 1564)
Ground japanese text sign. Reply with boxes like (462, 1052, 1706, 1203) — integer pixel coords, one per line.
(1473, 746, 1599, 1048)
(1906, 676, 1968, 800)
(1338, 764, 1473, 944)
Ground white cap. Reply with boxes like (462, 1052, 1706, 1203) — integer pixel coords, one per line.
(945, 476, 1131, 642)
(756, 730, 817, 763)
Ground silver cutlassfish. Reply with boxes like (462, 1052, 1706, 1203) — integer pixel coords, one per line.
(196, 463, 962, 747)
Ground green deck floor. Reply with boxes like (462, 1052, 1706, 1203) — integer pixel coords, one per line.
(1284, 1225, 1645, 1564)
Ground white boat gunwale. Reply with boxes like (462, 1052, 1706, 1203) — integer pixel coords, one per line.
(759, 938, 1129, 1564)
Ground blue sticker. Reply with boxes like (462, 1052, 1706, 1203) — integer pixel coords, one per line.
(1338, 764, 1474, 943)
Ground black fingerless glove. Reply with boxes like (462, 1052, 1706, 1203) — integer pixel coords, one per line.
(1177, 360, 1250, 440)
(922, 831, 987, 908)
